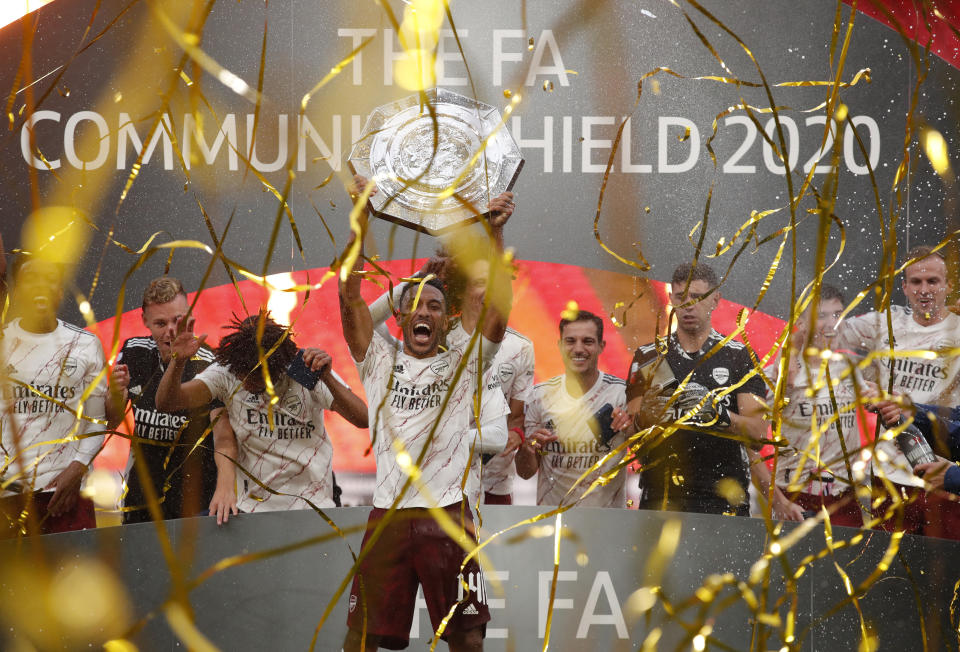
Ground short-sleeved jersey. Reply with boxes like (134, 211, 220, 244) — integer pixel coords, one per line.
(835, 306, 960, 486)
(525, 373, 627, 507)
(194, 363, 337, 512)
(116, 337, 219, 520)
(357, 330, 509, 509)
(447, 323, 535, 496)
(1, 319, 107, 495)
(769, 352, 863, 494)
(626, 330, 766, 505)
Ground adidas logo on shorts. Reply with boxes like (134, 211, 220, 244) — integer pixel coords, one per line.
(462, 604, 478, 615)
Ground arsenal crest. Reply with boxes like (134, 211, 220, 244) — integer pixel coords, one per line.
(711, 367, 730, 385)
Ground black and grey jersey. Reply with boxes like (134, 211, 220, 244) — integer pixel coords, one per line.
(627, 330, 765, 508)
(117, 337, 220, 522)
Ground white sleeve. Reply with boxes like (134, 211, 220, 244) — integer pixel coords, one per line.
(512, 339, 536, 403)
(475, 415, 509, 455)
(193, 363, 236, 403)
(75, 336, 107, 466)
(369, 282, 405, 325)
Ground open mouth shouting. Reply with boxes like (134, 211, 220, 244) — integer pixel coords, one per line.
(411, 321, 433, 346)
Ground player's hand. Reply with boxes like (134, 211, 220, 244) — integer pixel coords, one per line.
(110, 363, 130, 392)
(45, 460, 86, 517)
(914, 457, 953, 491)
(349, 175, 378, 202)
(171, 317, 206, 362)
(610, 407, 633, 433)
(486, 192, 515, 228)
(636, 388, 671, 427)
(209, 485, 239, 525)
(301, 348, 332, 377)
(524, 427, 557, 453)
(422, 250, 452, 282)
(504, 427, 523, 454)
(771, 487, 804, 521)
(676, 389, 731, 429)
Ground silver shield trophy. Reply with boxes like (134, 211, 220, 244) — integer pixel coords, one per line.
(348, 87, 524, 235)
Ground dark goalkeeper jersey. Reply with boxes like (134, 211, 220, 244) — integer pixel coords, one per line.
(627, 330, 765, 513)
(117, 337, 220, 523)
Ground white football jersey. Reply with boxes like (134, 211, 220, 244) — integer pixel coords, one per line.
(195, 363, 337, 512)
(769, 353, 864, 494)
(836, 306, 960, 486)
(448, 323, 535, 496)
(357, 331, 508, 509)
(525, 373, 627, 507)
(1, 319, 107, 494)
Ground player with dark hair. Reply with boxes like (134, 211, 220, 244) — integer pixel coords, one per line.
(770, 284, 867, 525)
(340, 175, 511, 652)
(835, 245, 960, 539)
(516, 310, 630, 507)
(626, 261, 769, 516)
(155, 311, 366, 518)
(106, 277, 228, 523)
(1, 255, 107, 535)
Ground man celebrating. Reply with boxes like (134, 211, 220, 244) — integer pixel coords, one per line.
(443, 235, 535, 505)
(155, 311, 367, 515)
(836, 245, 960, 539)
(1, 255, 107, 535)
(516, 310, 628, 507)
(627, 262, 769, 516)
(772, 285, 865, 525)
(340, 175, 511, 652)
(105, 277, 223, 524)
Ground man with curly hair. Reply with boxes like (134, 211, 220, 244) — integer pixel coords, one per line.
(156, 311, 367, 519)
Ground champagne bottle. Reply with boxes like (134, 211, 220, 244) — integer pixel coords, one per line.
(895, 422, 938, 467)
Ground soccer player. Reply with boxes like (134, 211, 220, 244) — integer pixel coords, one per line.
(340, 175, 511, 652)
(516, 310, 629, 507)
(835, 245, 960, 539)
(626, 262, 769, 516)
(771, 285, 866, 525)
(1, 255, 107, 535)
(370, 235, 534, 506)
(445, 235, 535, 505)
(155, 311, 367, 516)
(105, 277, 225, 523)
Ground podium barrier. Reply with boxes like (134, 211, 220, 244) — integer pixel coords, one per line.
(1, 506, 958, 650)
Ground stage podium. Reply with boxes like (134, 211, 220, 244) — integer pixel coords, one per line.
(1, 506, 957, 650)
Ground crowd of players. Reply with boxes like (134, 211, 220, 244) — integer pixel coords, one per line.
(3, 179, 960, 649)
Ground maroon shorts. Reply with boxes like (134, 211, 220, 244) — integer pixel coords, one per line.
(870, 478, 960, 540)
(482, 491, 512, 505)
(787, 489, 864, 528)
(1, 492, 96, 538)
(347, 503, 490, 650)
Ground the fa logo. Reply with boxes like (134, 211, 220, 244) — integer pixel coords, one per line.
(711, 367, 730, 385)
(348, 594, 358, 613)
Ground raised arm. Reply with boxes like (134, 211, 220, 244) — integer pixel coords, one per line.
(480, 193, 515, 345)
(156, 318, 214, 411)
(338, 175, 376, 362)
(105, 363, 130, 429)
